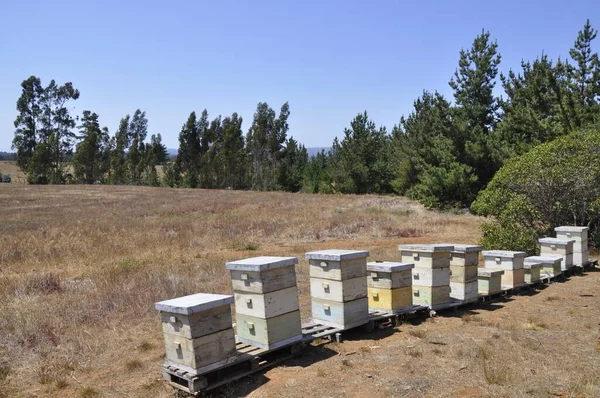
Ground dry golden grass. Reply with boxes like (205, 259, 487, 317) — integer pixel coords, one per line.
(1, 184, 599, 398)
(0, 161, 25, 183)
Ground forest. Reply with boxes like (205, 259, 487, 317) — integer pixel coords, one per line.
(10, 21, 600, 221)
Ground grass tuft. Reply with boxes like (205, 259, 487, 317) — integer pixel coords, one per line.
(523, 316, 548, 331)
(545, 295, 560, 302)
(138, 341, 154, 352)
(409, 329, 427, 339)
(80, 387, 99, 398)
(125, 359, 143, 371)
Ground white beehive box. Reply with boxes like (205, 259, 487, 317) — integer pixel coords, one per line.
(412, 267, 450, 287)
(525, 256, 562, 278)
(367, 262, 414, 312)
(555, 226, 588, 253)
(398, 245, 454, 268)
(450, 281, 478, 302)
(538, 238, 574, 269)
(482, 250, 526, 270)
(155, 293, 237, 374)
(523, 262, 542, 284)
(443, 244, 483, 267)
(478, 269, 504, 295)
(412, 285, 452, 306)
(226, 256, 302, 350)
(306, 250, 369, 329)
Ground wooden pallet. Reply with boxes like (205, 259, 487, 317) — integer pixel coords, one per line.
(162, 340, 301, 395)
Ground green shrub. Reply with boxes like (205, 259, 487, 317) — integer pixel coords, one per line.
(472, 129, 600, 253)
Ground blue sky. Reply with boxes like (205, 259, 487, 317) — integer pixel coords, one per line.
(1, 0, 598, 151)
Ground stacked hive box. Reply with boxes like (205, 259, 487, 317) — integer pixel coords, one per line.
(307, 249, 369, 330)
(398, 245, 453, 307)
(225, 256, 302, 350)
(538, 238, 575, 271)
(523, 262, 542, 284)
(446, 244, 482, 303)
(155, 293, 237, 374)
(525, 256, 562, 278)
(366, 261, 414, 313)
(478, 269, 504, 295)
(482, 250, 526, 289)
(555, 226, 589, 267)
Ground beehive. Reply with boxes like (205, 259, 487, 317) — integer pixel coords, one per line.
(482, 250, 526, 289)
(525, 256, 562, 278)
(445, 244, 482, 302)
(366, 261, 414, 312)
(155, 293, 237, 374)
(306, 249, 369, 329)
(555, 226, 589, 266)
(523, 262, 542, 284)
(226, 256, 302, 350)
(478, 269, 504, 295)
(538, 238, 574, 270)
(399, 245, 453, 306)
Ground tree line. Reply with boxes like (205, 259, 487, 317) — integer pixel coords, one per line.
(11, 20, 600, 208)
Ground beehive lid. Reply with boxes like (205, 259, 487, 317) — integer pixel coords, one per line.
(440, 243, 483, 253)
(305, 249, 369, 261)
(523, 262, 542, 269)
(525, 256, 563, 265)
(478, 268, 505, 277)
(155, 293, 234, 315)
(482, 250, 527, 258)
(538, 237, 575, 245)
(225, 256, 298, 271)
(367, 261, 414, 273)
(554, 226, 589, 232)
(397, 244, 454, 252)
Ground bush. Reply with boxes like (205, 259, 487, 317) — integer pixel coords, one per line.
(472, 129, 600, 253)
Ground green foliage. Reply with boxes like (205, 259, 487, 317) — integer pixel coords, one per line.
(472, 129, 600, 252)
(276, 137, 308, 192)
(72, 111, 110, 184)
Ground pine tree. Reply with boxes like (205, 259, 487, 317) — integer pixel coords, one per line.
(109, 116, 130, 184)
(276, 137, 308, 192)
(12, 76, 44, 174)
(72, 111, 109, 184)
(175, 111, 205, 188)
(127, 109, 148, 183)
(219, 113, 249, 189)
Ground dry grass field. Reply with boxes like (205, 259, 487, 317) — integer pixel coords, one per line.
(1, 185, 599, 397)
(0, 161, 26, 183)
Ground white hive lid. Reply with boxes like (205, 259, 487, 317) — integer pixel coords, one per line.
(525, 256, 563, 265)
(439, 243, 483, 253)
(478, 268, 505, 277)
(305, 249, 369, 261)
(538, 237, 575, 245)
(367, 261, 414, 273)
(225, 256, 298, 272)
(555, 226, 589, 232)
(482, 250, 527, 258)
(398, 244, 454, 252)
(155, 293, 234, 315)
(523, 262, 542, 269)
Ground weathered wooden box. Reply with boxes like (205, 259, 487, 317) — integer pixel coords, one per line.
(482, 250, 526, 270)
(523, 262, 542, 284)
(235, 311, 302, 350)
(538, 238, 575, 269)
(555, 226, 588, 253)
(412, 267, 450, 287)
(226, 256, 298, 293)
(311, 297, 369, 329)
(233, 286, 299, 318)
(398, 245, 453, 269)
(367, 261, 414, 289)
(306, 249, 369, 281)
(478, 269, 504, 295)
(450, 281, 478, 301)
(525, 256, 562, 278)
(412, 285, 451, 306)
(450, 265, 478, 283)
(368, 286, 412, 311)
(309, 276, 367, 302)
(155, 293, 237, 374)
(501, 269, 525, 288)
(444, 244, 483, 267)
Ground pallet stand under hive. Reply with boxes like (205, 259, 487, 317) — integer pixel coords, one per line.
(225, 256, 302, 350)
(366, 261, 414, 313)
(306, 249, 369, 330)
(525, 256, 562, 278)
(445, 244, 482, 302)
(523, 262, 542, 284)
(538, 238, 575, 271)
(555, 226, 589, 267)
(482, 250, 526, 289)
(398, 245, 453, 307)
(478, 269, 504, 295)
(155, 293, 237, 375)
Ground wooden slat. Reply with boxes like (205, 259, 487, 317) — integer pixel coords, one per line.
(311, 328, 343, 339)
(302, 324, 331, 335)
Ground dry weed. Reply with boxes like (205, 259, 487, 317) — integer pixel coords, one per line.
(409, 329, 427, 339)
